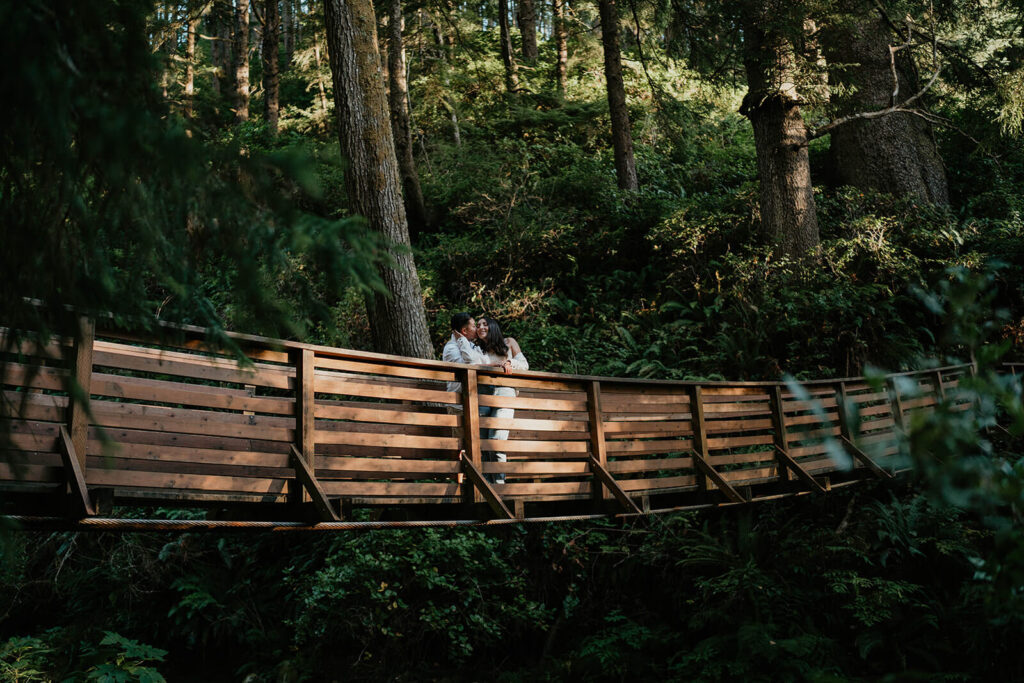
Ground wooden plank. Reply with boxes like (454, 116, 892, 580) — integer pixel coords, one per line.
(317, 456, 462, 477)
(484, 416, 588, 432)
(605, 438, 694, 455)
(290, 348, 315, 505)
(91, 373, 293, 414)
(483, 461, 591, 475)
(290, 444, 339, 521)
(586, 381, 608, 502)
(460, 367, 483, 505)
(773, 445, 828, 493)
(316, 403, 460, 427)
(316, 430, 460, 450)
(50, 427, 91, 508)
(84, 468, 291, 495)
(706, 433, 775, 450)
(459, 451, 513, 519)
(316, 375, 458, 404)
(315, 356, 454, 382)
(66, 317, 94, 472)
(478, 439, 589, 454)
(92, 342, 293, 388)
(479, 375, 582, 391)
(588, 455, 642, 512)
(688, 385, 708, 491)
(89, 442, 290, 468)
(88, 401, 295, 442)
(618, 475, 697, 492)
(840, 436, 893, 479)
(478, 393, 588, 412)
(690, 450, 746, 503)
(320, 480, 460, 497)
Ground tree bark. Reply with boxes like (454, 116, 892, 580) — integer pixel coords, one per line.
(824, 14, 949, 205)
(517, 0, 539, 63)
(210, 0, 234, 97)
(282, 0, 295, 66)
(739, 0, 819, 256)
(597, 0, 638, 190)
(234, 0, 251, 122)
(262, 0, 281, 134)
(185, 12, 198, 117)
(498, 0, 520, 93)
(388, 0, 429, 239)
(322, 0, 434, 359)
(553, 0, 568, 96)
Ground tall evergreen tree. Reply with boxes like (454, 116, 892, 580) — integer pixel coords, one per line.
(322, 0, 434, 358)
(597, 0, 639, 190)
(738, 0, 819, 255)
(388, 0, 429, 238)
(823, 11, 949, 205)
(234, 0, 251, 121)
(262, 0, 281, 134)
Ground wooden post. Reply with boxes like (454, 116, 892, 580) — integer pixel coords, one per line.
(66, 317, 94, 476)
(768, 385, 791, 483)
(932, 370, 946, 401)
(459, 367, 483, 505)
(688, 385, 708, 491)
(291, 348, 315, 505)
(887, 377, 905, 432)
(586, 380, 610, 504)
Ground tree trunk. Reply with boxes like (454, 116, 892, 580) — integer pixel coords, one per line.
(282, 0, 295, 66)
(388, 0, 429, 239)
(553, 0, 568, 96)
(322, 0, 434, 359)
(597, 0, 638, 190)
(262, 0, 281, 134)
(185, 13, 198, 116)
(517, 0, 539, 63)
(211, 0, 234, 97)
(739, 0, 819, 256)
(498, 0, 520, 93)
(824, 15, 949, 205)
(314, 34, 330, 128)
(234, 0, 251, 122)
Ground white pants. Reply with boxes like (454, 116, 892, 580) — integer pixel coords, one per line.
(491, 387, 516, 482)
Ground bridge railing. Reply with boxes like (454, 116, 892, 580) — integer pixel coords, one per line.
(0, 320, 978, 522)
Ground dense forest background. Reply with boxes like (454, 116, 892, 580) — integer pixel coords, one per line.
(2, 0, 1024, 679)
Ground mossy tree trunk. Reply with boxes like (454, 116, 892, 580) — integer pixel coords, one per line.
(597, 0, 638, 190)
(824, 14, 949, 205)
(322, 0, 434, 359)
(739, 0, 819, 255)
(553, 0, 568, 96)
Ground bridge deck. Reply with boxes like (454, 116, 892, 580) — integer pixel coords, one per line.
(0, 321, 974, 528)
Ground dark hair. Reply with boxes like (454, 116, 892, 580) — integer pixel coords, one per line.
(451, 312, 472, 332)
(479, 317, 509, 356)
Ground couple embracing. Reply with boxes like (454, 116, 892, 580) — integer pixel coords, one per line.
(442, 312, 529, 483)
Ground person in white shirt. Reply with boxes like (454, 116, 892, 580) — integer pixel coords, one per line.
(442, 312, 511, 483)
(476, 317, 529, 484)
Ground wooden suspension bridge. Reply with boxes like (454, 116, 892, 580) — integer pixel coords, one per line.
(0, 319, 979, 531)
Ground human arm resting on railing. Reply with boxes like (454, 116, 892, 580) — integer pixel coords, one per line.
(506, 337, 529, 371)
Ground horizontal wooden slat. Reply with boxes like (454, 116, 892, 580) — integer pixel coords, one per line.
(480, 439, 590, 453)
(314, 403, 460, 427)
(314, 356, 454, 382)
(618, 475, 698, 491)
(315, 430, 460, 450)
(607, 457, 692, 473)
(315, 376, 458, 404)
(316, 456, 460, 477)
